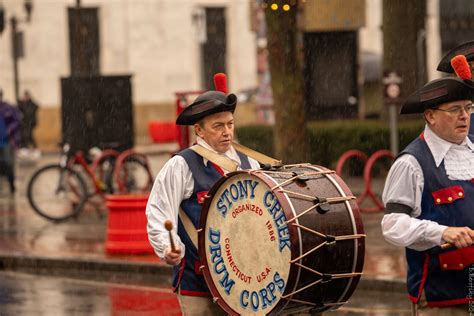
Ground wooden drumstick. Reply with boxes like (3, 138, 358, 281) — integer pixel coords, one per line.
(164, 220, 177, 252)
(441, 242, 452, 249)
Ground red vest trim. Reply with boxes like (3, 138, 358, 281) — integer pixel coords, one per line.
(439, 246, 474, 271)
(179, 289, 212, 297)
(431, 185, 465, 205)
(427, 297, 470, 307)
(173, 259, 186, 292)
(409, 254, 430, 303)
(210, 162, 225, 176)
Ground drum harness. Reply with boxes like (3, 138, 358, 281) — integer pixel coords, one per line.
(178, 143, 365, 310)
(178, 141, 283, 249)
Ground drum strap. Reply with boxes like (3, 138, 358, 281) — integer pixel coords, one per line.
(190, 145, 238, 172)
(190, 142, 282, 171)
(231, 142, 282, 167)
(178, 208, 198, 250)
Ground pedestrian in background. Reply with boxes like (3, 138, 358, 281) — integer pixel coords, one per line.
(18, 90, 39, 149)
(0, 88, 22, 194)
(381, 75, 474, 315)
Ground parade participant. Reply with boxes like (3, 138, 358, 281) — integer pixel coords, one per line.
(146, 74, 260, 315)
(437, 40, 474, 138)
(381, 56, 474, 315)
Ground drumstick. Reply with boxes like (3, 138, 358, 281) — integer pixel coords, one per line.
(164, 220, 177, 252)
(441, 242, 452, 249)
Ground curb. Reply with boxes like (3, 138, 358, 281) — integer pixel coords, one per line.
(0, 252, 407, 293)
(0, 252, 173, 288)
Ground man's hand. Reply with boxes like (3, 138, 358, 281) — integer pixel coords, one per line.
(442, 227, 474, 249)
(164, 246, 182, 266)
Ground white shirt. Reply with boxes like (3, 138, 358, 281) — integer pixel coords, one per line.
(146, 137, 260, 259)
(381, 125, 474, 251)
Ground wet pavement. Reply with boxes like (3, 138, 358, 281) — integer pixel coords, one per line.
(0, 271, 410, 316)
(0, 145, 410, 314)
(0, 271, 181, 316)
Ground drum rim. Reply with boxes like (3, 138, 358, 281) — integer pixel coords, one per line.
(198, 170, 300, 315)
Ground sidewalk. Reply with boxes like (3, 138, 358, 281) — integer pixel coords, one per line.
(0, 144, 407, 301)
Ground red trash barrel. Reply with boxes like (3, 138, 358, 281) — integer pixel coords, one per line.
(105, 194, 154, 254)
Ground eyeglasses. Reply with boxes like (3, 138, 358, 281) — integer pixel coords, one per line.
(433, 103, 474, 115)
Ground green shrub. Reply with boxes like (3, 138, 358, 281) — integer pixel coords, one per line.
(236, 120, 425, 169)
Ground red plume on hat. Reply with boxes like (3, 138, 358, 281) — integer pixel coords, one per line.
(214, 73, 228, 94)
(451, 55, 472, 81)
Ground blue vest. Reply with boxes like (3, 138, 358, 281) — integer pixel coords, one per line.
(470, 113, 474, 138)
(400, 134, 474, 306)
(173, 148, 251, 296)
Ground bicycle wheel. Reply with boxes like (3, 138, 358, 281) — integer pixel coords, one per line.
(27, 164, 88, 222)
(92, 152, 118, 194)
(114, 154, 153, 194)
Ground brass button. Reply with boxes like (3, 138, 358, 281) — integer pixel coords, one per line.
(436, 198, 441, 204)
(460, 263, 464, 268)
(459, 192, 464, 197)
(443, 264, 448, 269)
(448, 197, 453, 202)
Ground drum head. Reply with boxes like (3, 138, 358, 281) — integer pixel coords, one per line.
(198, 171, 296, 315)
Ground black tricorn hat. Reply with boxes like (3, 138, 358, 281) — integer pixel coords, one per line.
(400, 77, 474, 114)
(176, 91, 237, 125)
(437, 40, 474, 73)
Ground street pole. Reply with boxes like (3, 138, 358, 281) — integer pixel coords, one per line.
(10, 16, 19, 104)
(383, 71, 402, 155)
(389, 104, 399, 155)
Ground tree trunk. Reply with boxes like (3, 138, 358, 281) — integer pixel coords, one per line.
(265, 1, 307, 164)
(383, 0, 427, 100)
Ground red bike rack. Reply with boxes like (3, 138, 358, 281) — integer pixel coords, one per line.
(335, 149, 368, 176)
(358, 150, 395, 212)
(336, 149, 395, 213)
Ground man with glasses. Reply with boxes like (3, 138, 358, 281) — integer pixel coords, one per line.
(381, 76, 474, 315)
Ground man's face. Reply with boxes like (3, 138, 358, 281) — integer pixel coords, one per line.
(195, 111, 234, 153)
(424, 99, 472, 144)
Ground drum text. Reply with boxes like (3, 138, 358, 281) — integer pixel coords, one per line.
(216, 180, 259, 217)
(208, 228, 235, 295)
(240, 271, 286, 312)
(263, 191, 291, 251)
(225, 238, 252, 283)
(266, 220, 276, 242)
(232, 203, 263, 219)
(256, 267, 271, 283)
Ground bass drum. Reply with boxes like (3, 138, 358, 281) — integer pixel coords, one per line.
(198, 164, 365, 315)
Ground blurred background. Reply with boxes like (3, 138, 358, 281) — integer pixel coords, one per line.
(0, 0, 472, 155)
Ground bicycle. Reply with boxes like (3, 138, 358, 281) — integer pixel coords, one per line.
(26, 143, 154, 222)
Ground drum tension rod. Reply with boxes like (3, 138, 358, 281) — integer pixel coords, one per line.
(292, 171, 310, 182)
(313, 196, 331, 214)
(325, 235, 336, 245)
(321, 273, 333, 283)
